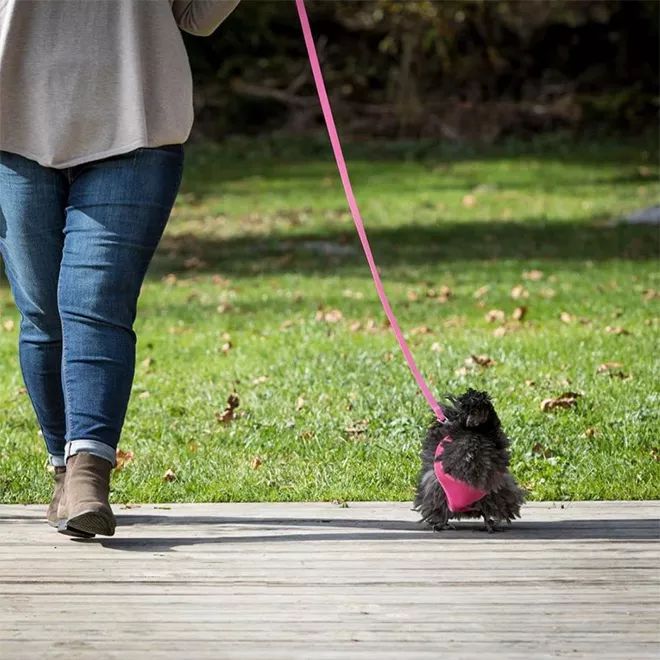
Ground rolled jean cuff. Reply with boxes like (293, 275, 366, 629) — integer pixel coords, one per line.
(49, 454, 66, 468)
(65, 439, 116, 468)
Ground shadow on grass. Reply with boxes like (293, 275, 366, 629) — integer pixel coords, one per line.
(147, 219, 658, 281)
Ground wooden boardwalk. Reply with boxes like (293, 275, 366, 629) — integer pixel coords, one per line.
(0, 501, 658, 659)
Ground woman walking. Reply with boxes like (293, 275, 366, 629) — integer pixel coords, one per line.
(0, 0, 240, 537)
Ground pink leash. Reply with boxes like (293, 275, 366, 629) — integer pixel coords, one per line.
(295, 0, 445, 423)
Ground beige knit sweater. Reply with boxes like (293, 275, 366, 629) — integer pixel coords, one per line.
(0, 0, 240, 168)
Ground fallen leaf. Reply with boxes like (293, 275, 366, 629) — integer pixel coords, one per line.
(252, 375, 269, 385)
(512, 306, 527, 321)
(345, 420, 368, 436)
(140, 357, 154, 370)
(138, 390, 150, 399)
(220, 341, 232, 354)
(510, 285, 529, 300)
(541, 392, 581, 412)
(316, 308, 343, 323)
(454, 366, 469, 376)
(211, 275, 231, 287)
(466, 354, 497, 368)
(162, 468, 177, 482)
(596, 362, 623, 373)
(560, 312, 573, 324)
(162, 273, 178, 285)
(473, 285, 490, 299)
(216, 303, 232, 314)
(410, 325, 433, 335)
(183, 256, 207, 270)
(295, 396, 305, 411)
(349, 321, 362, 332)
(430, 342, 443, 352)
(539, 288, 556, 299)
(115, 449, 134, 472)
(605, 326, 631, 336)
(187, 441, 199, 453)
(584, 428, 598, 438)
(2, 319, 15, 332)
(532, 443, 553, 458)
(651, 448, 660, 462)
(216, 393, 240, 424)
(485, 309, 506, 323)
(642, 288, 658, 301)
(522, 269, 544, 281)
(493, 326, 508, 337)
(280, 319, 295, 330)
(406, 290, 419, 302)
(250, 456, 263, 469)
(525, 379, 536, 387)
(462, 194, 477, 208)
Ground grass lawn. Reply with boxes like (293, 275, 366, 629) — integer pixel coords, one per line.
(0, 133, 658, 504)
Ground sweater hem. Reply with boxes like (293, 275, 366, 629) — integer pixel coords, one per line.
(0, 136, 188, 170)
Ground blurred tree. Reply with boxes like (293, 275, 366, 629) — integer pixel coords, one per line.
(183, 0, 658, 141)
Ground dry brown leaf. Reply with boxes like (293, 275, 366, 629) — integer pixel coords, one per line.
(510, 285, 529, 300)
(211, 275, 231, 287)
(162, 273, 178, 285)
(532, 443, 553, 458)
(115, 449, 134, 472)
(512, 306, 527, 321)
(140, 357, 154, 370)
(605, 326, 631, 336)
(493, 326, 508, 337)
(462, 194, 477, 208)
(345, 420, 368, 436)
(295, 396, 305, 411)
(473, 285, 490, 299)
(316, 308, 343, 323)
(250, 456, 263, 469)
(184, 256, 207, 270)
(522, 269, 544, 281)
(467, 354, 497, 368)
(584, 428, 598, 438)
(454, 366, 469, 376)
(406, 290, 419, 302)
(280, 319, 295, 330)
(539, 288, 556, 299)
(525, 379, 536, 387)
(252, 375, 269, 385)
(216, 393, 240, 424)
(560, 312, 573, 324)
(138, 391, 150, 399)
(642, 288, 658, 301)
(221, 341, 232, 354)
(410, 325, 433, 335)
(485, 309, 506, 323)
(2, 319, 15, 332)
(541, 392, 581, 412)
(162, 468, 177, 482)
(596, 362, 623, 373)
(430, 342, 443, 353)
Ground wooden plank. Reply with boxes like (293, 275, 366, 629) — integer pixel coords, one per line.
(0, 501, 658, 659)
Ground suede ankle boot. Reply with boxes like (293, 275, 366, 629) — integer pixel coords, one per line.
(46, 466, 66, 527)
(57, 452, 116, 537)
(48, 465, 95, 538)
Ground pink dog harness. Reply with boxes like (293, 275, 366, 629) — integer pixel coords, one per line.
(434, 438, 488, 512)
(296, 0, 490, 509)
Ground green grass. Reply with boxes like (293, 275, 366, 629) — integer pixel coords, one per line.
(1, 133, 658, 503)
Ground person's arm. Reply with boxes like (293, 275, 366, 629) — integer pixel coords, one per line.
(171, 0, 241, 37)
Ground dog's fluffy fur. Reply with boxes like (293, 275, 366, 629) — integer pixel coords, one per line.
(413, 389, 526, 532)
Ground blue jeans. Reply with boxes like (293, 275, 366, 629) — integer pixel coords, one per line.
(0, 146, 184, 467)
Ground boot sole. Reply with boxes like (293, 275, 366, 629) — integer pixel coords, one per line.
(49, 518, 95, 538)
(59, 510, 116, 537)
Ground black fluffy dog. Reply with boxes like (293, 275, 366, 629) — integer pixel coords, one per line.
(413, 389, 526, 532)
